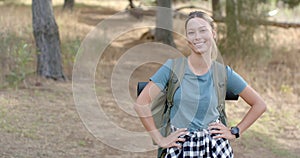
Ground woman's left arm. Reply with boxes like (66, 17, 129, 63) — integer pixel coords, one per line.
(235, 85, 267, 134)
(209, 85, 267, 139)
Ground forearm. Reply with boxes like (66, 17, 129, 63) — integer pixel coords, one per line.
(237, 100, 267, 134)
(235, 85, 267, 135)
(134, 103, 163, 144)
(208, 100, 266, 140)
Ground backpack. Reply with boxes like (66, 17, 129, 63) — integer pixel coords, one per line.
(136, 57, 238, 158)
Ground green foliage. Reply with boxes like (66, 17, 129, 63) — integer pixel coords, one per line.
(61, 37, 81, 77)
(219, 0, 271, 61)
(280, 0, 300, 8)
(5, 42, 34, 88)
(0, 32, 34, 89)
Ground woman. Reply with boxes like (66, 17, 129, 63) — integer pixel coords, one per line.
(134, 11, 266, 158)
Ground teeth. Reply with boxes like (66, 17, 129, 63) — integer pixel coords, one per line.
(194, 42, 204, 46)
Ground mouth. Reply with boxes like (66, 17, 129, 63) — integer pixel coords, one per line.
(194, 41, 205, 47)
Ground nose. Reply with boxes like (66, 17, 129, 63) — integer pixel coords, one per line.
(195, 31, 201, 40)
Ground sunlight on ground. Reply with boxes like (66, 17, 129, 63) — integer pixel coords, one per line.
(0, 2, 299, 157)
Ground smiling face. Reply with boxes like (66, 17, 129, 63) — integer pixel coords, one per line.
(186, 17, 216, 55)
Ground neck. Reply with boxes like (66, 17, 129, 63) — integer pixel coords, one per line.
(188, 53, 212, 75)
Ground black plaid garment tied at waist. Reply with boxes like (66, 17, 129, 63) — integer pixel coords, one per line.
(165, 125, 234, 158)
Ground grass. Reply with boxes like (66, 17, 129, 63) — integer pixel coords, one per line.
(0, 95, 38, 139)
(242, 130, 299, 158)
(0, 2, 299, 157)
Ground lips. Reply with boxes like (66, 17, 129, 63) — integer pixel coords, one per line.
(194, 41, 205, 46)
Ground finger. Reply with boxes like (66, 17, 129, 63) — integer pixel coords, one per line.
(208, 125, 221, 130)
(174, 131, 189, 138)
(218, 122, 226, 127)
(209, 123, 226, 130)
(177, 138, 186, 142)
(171, 142, 182, 149)
(175, 128, 187, 133)
(174, 128, 187, 135)
(209, 122, 220, 126)
(209, 122, 217, 126)
(210, 130, 223, 134)
(213, 134, 225, 139)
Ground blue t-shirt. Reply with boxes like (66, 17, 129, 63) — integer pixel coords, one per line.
(150, 58, 247, 131)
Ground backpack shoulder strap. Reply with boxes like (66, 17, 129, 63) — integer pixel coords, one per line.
(156, 57, 186, 158)
(212, 61, 228, 126)
(166, 57, 186, 106)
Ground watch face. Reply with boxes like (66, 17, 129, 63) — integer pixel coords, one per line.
(231, 127, 239, 134)
(231, 127, 240, 138)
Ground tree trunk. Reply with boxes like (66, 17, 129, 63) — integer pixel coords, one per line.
(212, 0, 222, 20)
(128, 0, 135, 8)
(155, 0, 176, 48)
(225, 0, 240, 54)
(32, 0, 65, 80)
(63, 0, 74, 11)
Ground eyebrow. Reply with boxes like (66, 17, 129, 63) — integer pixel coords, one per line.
(187, 26, 207, 30)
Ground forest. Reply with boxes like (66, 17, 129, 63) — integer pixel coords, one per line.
(0, 0, 299, 157)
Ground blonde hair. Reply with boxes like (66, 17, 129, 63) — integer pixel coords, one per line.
(185, 11, 215, 30)
(185, 11, 218, 60)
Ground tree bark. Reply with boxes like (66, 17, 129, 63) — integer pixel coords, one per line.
(32, 0, 65, 80)
(155, 0, 176, 48)
(212, 0, 222, 20)
(225, 0, 240, 53)
(128, 0, 135, 8)
(63, 0, 74, 11)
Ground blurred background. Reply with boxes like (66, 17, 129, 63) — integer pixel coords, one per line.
(0, 0, 299, 157)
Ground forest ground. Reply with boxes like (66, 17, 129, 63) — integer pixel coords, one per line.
(0, 1, 299, 158)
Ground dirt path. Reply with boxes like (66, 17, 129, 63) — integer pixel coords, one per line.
(1, 4, 299, 158)
(0, 70, 295, 158)
(1, 38, 299, 157)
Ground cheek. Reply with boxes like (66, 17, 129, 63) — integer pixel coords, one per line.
(186, 34, 195, 41)
(207, 31, 215, 40)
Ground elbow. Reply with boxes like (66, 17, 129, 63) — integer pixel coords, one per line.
(263, 103, 267, 113)
(134, 102, 140, 113)
(134, 97, 152, 118)
(259, 100, 267, 114)
(134, 97, 150, 113)
(134, 99, 141, 113)
(134, 96, 142, 111)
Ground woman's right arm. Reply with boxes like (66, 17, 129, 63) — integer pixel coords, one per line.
(134, 81, 188, 148)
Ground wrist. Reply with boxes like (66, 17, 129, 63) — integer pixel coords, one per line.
(149, 129, 164, 144)
(230, 126, 240, 138)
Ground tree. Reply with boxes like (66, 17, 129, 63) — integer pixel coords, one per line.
(63, 0, 75, 11)
(280, 0, 300, 8)
(222, 0, 270, 56)
(155, 0, 176, 47)
(225, 0, 240, 53)
(32, 0, 65, 80)
(128, 0, 136, 8)
(212, 0, 222, 20)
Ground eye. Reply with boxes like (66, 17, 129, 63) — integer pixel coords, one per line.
(199, 29, 207, 32)
(187, 31, 195, 35)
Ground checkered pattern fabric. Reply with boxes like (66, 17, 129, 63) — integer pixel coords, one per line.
(165, 126, 233, 158)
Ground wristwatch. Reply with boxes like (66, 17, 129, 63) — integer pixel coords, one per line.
(230, 126, 240, 138)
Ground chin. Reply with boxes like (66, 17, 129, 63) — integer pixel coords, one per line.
(195, 49, 206, 54)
